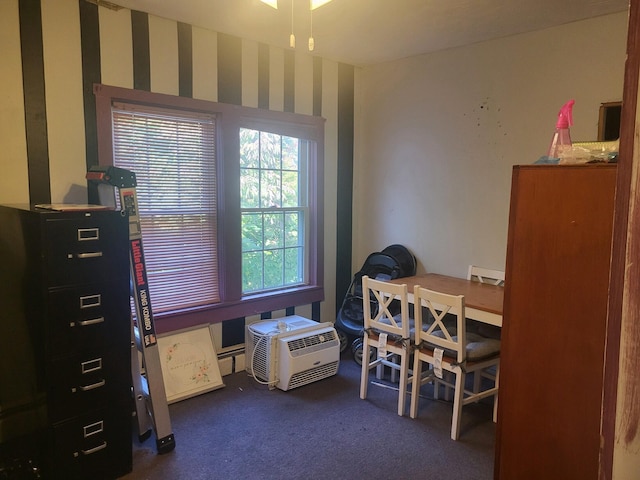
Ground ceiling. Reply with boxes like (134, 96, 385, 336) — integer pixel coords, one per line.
(107, 0, 630, 66)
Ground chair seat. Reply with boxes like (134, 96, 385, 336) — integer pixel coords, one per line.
(426, 330, 501, 361)
(373, 314, 416, 340)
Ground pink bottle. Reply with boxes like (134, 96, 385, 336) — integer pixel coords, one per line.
(547, 100, 575, 162)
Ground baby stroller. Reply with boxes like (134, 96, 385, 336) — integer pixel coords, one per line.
(335, 244, 416, 364)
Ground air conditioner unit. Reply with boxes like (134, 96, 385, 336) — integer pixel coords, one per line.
(245, 315, 340, 391)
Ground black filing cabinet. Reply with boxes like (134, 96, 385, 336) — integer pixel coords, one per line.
(0, 204, 132, 479)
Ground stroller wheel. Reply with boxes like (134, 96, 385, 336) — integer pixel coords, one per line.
(336, 328, 349, 353)
(351, 337, 363, 354)
(351, 338, 375, 366)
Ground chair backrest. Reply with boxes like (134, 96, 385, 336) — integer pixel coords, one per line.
(361, 275, 410, 341)
(413, 285, 466, 364)
(467, 265, 505, 287)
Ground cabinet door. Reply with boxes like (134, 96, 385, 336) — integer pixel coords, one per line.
(495, 165, 616, 480)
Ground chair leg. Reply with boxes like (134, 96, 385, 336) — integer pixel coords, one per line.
(444, 372, 453, 401)
(397, 351, 409, 416)
(376, 359, 385, 380)
(450, 369, 465, 440)
(493, 364, 500, 423)
(390, 354, 399, 383)
(409, 352, 422, 418)
(360, 335, 371, 400)
(473, 369, 482, 394)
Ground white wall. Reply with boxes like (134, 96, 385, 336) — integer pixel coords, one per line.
(353, 12, 628, 278)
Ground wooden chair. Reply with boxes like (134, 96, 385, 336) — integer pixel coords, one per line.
(467, 264, 505, 286)
(467, 265, 503, 397)
(409, 285, 500, 440)
(359, 275, 414, 416)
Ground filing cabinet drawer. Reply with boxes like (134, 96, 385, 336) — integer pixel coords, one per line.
(48, 408, 131, 480)
(48, 351, 130, 423)
(44, 215, 128, 287)
(47, 282, 130, 353)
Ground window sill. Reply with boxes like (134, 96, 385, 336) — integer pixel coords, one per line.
(153, 285, 324, 334)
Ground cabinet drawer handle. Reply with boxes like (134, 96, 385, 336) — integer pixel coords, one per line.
(76, 252, 103, 259)
(81, 441, 107, 456)
(79, 379, 106, 391)
(78, 317, 104, 326)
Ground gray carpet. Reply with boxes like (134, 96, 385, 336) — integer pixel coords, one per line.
(118, 352, 495, 480)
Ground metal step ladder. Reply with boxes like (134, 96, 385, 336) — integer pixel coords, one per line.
(87, 165, 176, 454)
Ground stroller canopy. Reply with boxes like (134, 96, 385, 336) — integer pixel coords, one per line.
(335, 244, 416, 337)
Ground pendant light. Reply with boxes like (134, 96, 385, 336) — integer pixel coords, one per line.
(259, 0, 334, 51)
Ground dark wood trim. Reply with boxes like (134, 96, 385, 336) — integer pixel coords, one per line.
(601, 0, 640, 477)
(154, 286, 324, 334)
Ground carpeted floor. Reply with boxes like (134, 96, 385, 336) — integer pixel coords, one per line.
(118, 352, 495, 480)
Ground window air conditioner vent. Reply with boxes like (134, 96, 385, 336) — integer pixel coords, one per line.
(288, 361, 340, 390)
(286, 329, 338, 353)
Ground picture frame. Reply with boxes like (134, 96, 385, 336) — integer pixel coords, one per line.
(157, 324, 225, 404)
(598, 101, 622, 141)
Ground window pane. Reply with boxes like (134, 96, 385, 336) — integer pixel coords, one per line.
(284, 212, 301, 247)
(263, 249, 283, 289)
(282, 136, 299, 170)
(243, 251, 263, 292)
(284, 247, 303, 284)
(240, 168, 260, 208)
(282, 170, 299, 208)
(260, 170, 281, 208)
(242, 213, 263, 251)
(264, 212, 284, 249)
(260, 131, 281, 169)
(240, 128, 259, 168)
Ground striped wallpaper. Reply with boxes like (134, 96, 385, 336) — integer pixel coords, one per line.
(2, 0, 354, 351)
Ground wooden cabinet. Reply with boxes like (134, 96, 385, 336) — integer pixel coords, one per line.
(494, 164, 617, 480)
(0, 205, 132, 479)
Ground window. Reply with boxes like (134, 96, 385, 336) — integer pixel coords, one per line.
(94, 85, 324, 329)
(240, 128, 308, 294)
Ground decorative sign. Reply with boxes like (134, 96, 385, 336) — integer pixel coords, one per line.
(157, 324, 224, 403)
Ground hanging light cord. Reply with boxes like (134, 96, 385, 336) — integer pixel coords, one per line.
(309, 0, 315, 51)
(290, 0, 296, 48)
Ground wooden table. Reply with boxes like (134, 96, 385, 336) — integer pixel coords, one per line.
(389, 273, 504, 327)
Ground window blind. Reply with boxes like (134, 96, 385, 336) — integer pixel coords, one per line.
(112, 102, 219, 313)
